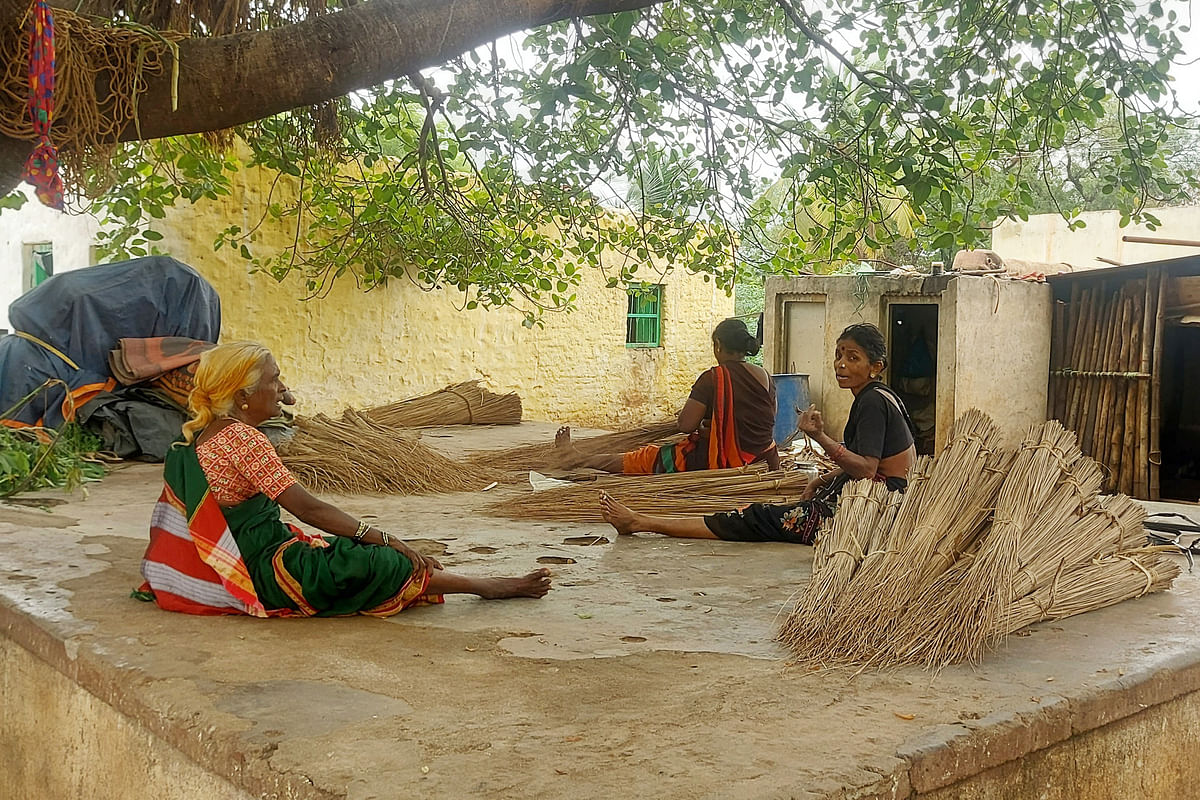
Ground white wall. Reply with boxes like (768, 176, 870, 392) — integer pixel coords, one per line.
(992, 206, 1200, 269)
(0, 187, 99, 332)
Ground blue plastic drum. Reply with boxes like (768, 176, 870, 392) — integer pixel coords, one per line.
(771, 373, 812, 446)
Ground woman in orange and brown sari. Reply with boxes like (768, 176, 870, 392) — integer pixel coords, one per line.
(138, 341, 551, 618)
(598, 323, 916, 545)
(555, 318, 779, 474)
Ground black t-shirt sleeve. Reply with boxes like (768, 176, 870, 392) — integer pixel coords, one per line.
(844, 391, 889, 459)
(688, 368, 715, 408)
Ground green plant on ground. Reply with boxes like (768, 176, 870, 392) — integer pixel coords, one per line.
(0, 424, 107, 499)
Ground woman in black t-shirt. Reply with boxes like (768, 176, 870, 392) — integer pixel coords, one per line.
(599, 323, 915, 544)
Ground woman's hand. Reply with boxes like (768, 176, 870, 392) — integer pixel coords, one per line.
(388, 538, 443, 575)
(798, 405, 824, 436)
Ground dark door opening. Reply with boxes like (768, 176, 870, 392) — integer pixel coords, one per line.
(1160, 322, 1200, 502)
(887, 304, 938, 455)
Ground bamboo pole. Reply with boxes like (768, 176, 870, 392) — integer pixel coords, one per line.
(1080, 283, 1111, 456)
(1106, 288, 1134, 492)
(1150, 268, 1166, 500)
(1135, 274, 1155, 498)
(1122, 234, 1200, 247)
(1093, 287, 1124, 480)
(1118, 282, 1144, 495)
(1050, 298, 1067, 420)
(1070, 287, 1099, 438)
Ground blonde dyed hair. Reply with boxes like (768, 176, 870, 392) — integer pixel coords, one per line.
(180, 341, 273, 445)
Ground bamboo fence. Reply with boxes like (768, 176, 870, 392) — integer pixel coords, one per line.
(1048, 270, 1163, 498)
(778, 411, 1181, 671)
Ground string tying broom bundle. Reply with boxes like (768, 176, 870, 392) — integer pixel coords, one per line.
(467, 420, 683, 473)
(779, 411, 1180, 671)
(363, 381, 521, 427)
(488, 463, 810, 522)
(278, 410, 496, 495)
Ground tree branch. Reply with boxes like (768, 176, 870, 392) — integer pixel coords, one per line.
(125, 0, 665, 139)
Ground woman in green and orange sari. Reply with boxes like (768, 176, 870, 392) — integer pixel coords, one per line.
(555, 318, 779, 474)
(139, 341, 551, 618)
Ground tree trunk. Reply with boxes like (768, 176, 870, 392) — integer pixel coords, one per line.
(1, 0, 664, 193)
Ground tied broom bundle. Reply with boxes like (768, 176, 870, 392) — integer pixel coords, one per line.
(467, 420, 683, 473)
(363, 381, 522, 427)
(995, 549, 1179, 637)
(279, 410, 496, 495)
(800, 411, 1010, 667)
(778, 411, 1182, 671)
(487, 463, 810, 522)
(777, 480, 901, 655)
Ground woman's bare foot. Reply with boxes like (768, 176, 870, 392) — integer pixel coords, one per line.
(600, 491, 641, 535)
(476, 568, 553, 599)
(555, 425, 583, 467)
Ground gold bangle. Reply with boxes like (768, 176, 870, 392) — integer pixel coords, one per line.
(353, 520, 370, 541)
(379, 531, 391, 547)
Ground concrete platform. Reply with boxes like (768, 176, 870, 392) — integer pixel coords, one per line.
(4, 422, 1200, 799)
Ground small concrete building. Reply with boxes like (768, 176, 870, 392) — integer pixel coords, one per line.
(763, 273, 1053, 452)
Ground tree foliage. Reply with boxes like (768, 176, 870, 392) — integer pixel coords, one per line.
(18, 0, 1197, 317)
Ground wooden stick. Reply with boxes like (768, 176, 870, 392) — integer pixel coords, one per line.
(1136, 274, 1155, 498)
(1080, 283, 1111, 456)
(1150, 268, 1166, 500)
(1093, 288, 1123, 479)
(1106, 288, 1134, 491)
(1064, 287, 1092, 435)
(1121, 288, 1142, 496)
(1050, 299, 1066, 420)
(1122, 235, 1200, 247)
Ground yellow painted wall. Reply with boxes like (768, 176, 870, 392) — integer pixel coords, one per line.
(151, 164, 733, 426)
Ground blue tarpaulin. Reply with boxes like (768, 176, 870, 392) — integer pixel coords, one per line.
(0, 256, 220, 428)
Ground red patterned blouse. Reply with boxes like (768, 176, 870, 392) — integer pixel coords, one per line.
(196, 422, 296, 507)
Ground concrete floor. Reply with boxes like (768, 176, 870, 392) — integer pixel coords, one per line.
(3, 422, 1200, 799)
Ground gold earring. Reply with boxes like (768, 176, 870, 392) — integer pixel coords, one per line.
(241, 404, 249, 410)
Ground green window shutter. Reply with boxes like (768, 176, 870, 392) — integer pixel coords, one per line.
(625, 284, 662, 348)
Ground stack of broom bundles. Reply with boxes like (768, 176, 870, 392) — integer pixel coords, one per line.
(364, 381, 522, 427)
(489, 463, 809, 522)
(279, 410, 496, 495)
(779, 410, 1179, 670)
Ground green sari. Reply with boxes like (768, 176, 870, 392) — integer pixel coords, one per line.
(142, 441, 438, 617)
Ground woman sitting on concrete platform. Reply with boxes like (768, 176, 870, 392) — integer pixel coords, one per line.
(555, 317, 780, 474)
(137, 341, 550, 617)
(599, 323, 916, 545)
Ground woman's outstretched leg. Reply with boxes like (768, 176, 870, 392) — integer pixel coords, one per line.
(425, 568, 553, 599)
(599, 492, 718, 539)
(555, 426, 625, 473)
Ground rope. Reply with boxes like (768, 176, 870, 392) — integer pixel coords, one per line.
(0, 9, 183, 198)
(13, 330, 79, 370)
(1113, 554, 1156, 598)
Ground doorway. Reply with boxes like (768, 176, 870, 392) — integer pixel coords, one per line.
(1160, 321, 1200, 501)
(887, 303, 939, 455)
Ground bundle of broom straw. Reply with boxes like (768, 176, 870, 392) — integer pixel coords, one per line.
(488, 463, 809, 522)
(778, 411, 1180, 671)
(363, 381, 522, 427)
(467, 420, 683, 473)
(279, 410, 496, 495)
